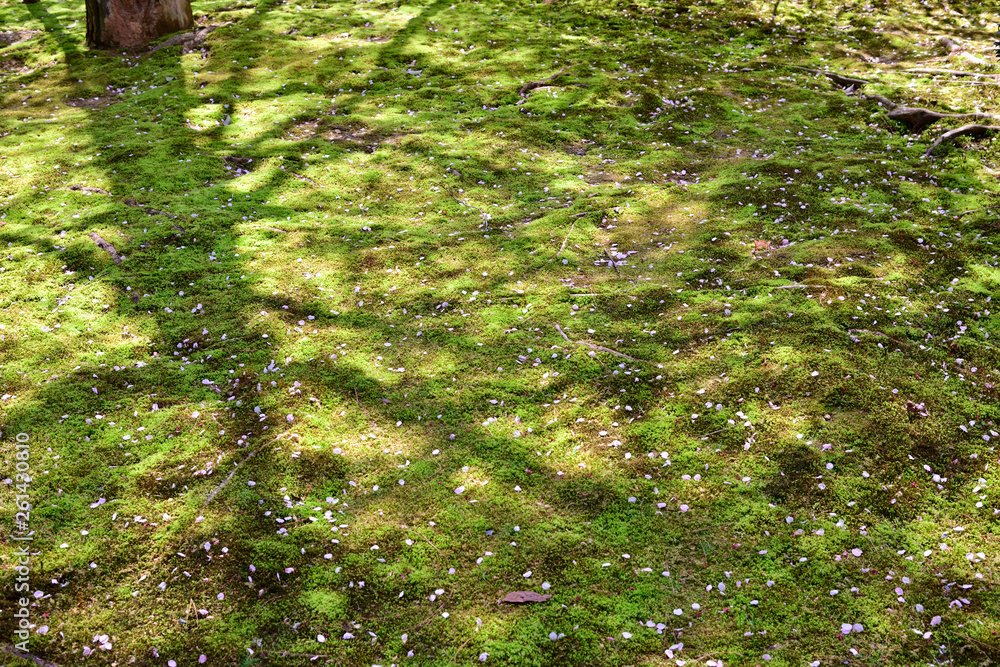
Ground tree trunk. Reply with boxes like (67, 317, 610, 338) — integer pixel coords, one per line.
(85, 0, 193, 50)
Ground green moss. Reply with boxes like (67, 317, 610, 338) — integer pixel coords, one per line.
(1, 0, 999, 664)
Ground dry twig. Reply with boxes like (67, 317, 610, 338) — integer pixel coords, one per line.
(557, 220, 577, 257)
(603, 249, 622, 277)
(0, 645, 61, 667)
(554, 324, 652, 364)
(518, 66, 571, 99)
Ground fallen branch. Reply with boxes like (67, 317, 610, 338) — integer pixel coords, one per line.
(123, 198, 179, 218)
(556, 220, 577, 257)
(904, 68, 997, 79)
(519, 66, 571, 99)
(203, 446, 261, 508)
(957, 204, 1000, 217)
(887, 106, 1000, 133)
(948, 81, 1000, 87)
(555, 324, 652, 364)
(603, 249, 622, 277)
(88, 232, 122, 265)
(68, 184, 110, 195)
(443, 186, 489, 230)
(0, 645, 61, 667)
(289, 171, 317, 186)
(849, 328, 910, 349)
(400, 603, 445, 633)
(147, 208, 176, 218)
(449, 636, 475, 664)
(924, 124, 1000, 157)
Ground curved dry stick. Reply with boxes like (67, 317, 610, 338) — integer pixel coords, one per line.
(519, 66, 571, 98)
(924, 124, 1000, 157)
(554, 324, 652, 364)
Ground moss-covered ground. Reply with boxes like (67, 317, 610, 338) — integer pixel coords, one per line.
(1, 0, 1000, 664)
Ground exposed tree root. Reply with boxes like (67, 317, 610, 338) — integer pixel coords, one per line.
(68, 184, 110, 195)
(810, 69, 1000, 156)
(888, 106, 1000, 133)
(88, 232, 122, 265)
(518, 66, 571, 101)
(791, 66, 870, 90)
(147, 25, 224, 55)
(555, 324, 653, 364)
(923, 124, 1000, 157)
(866, 94, 897, 110)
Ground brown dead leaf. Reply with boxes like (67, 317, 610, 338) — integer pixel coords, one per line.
(500, 591, 551, 604)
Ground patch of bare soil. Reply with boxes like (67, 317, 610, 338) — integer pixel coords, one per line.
(0, 57, 25, 72)
(0, 30, 40, 47)
(286, 119, 322, 141)
(565, 140, 596, 156)
(66, 90, 123, 110)
(223, 156, 256, 177)
(283, 117, 416, 152)
(585, 170, 618, 185)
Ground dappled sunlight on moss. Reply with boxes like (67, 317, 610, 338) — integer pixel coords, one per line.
(3, 0, 1000, 663)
